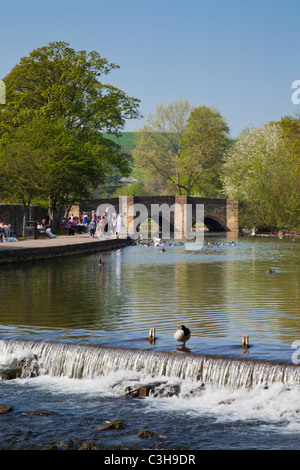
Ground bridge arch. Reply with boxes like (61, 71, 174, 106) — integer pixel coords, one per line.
(203, 216, 227, 232)
(134, 211, 175, 237)
(77, 195, 238, 238)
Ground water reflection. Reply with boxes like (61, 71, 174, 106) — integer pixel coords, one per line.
(0, 236, 299, 360)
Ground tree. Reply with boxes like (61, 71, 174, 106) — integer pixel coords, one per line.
(222, 123, 300, 230)
(181, 106, 229, 195)
(279, 114, 300, 171)
(113, 181, 153, 197)
(0, 41, 140, 225)
(132, 100, 191, 195)
(132, 101, 229, 195)
(0, 133, 41, 235)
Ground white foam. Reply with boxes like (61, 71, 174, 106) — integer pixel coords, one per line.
(144, 382, 300, 433)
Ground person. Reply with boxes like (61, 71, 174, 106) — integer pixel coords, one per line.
(6, 224, 16, 237)
(37, 221, 46, 235)
(98, 215, 105, 237)
(0, 220, 8, 242)
(0, 220, 8, 235)
(116, 213, 124, 238)
(89, 219, 96, 238)
(111, 210, 118, 235)
(83, 212, 88, 228)
(61, 218, 74, 235)
(68, 217, 78, 233)
(39, 220, 56, 238)
(91, 210, 97, 223)
(74, 216, 84, 234)
(105, 207, 113, 234)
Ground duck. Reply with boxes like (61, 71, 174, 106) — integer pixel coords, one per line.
(268, 268, 275, 274)
(173, 325, 191, 347)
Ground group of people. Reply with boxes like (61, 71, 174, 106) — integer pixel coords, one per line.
(59, 209, 125, 239)
(61, 216, 86, 235)
(88, 209, 125, 239)
(0, 209, 125, 242)
(0, 219, 17, 242)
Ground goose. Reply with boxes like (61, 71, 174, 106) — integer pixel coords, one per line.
(268, 268, 275, 274)
(99, 257, 104, 266)
(174, 325, 191, 347)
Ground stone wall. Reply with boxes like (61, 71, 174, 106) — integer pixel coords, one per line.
(0, 204, 46, 236)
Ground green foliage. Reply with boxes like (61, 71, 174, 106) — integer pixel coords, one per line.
(132, 100, 192, 195)
(112, 182, 153, 197)
(223, 123, 300, 230)
(180, 106, 230, 195)
(133, 101, 230, 196)
(0, 41, 140, 224)
(278, 115, 300, 171)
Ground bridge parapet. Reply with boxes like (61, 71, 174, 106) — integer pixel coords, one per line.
(77, 195, 238, 238)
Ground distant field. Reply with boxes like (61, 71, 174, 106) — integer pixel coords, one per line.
(103, 132, 137, 153)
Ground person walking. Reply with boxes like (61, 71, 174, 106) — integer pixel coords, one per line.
(89, 219, 96, 238)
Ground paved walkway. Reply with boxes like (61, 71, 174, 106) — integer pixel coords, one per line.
(0, 233, 123, 251)
(0, 233, 131, 264)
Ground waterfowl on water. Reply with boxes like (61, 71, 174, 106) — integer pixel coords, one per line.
(99, 257, 104, 266)
(268, 268, 275, 274)
(174, 325, 191, 346)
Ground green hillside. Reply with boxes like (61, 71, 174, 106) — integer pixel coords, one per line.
(96, 132, 141, 197)
(103, 132, 137, 153)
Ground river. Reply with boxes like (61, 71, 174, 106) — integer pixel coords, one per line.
(0, 234, 299, 450)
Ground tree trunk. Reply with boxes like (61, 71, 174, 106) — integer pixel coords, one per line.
(48, 195, 67, 232)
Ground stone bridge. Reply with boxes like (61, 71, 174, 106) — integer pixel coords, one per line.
(76, 196, 238, 238)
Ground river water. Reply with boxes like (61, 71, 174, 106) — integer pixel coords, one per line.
(0, 234, 299, 450)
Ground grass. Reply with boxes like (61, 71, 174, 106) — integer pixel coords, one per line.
(103, 132, 137, 153)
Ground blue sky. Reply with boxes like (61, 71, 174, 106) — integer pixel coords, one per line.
(1, 0, 299, 137)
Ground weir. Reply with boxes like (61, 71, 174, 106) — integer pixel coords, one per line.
(0, 339, 299, 389)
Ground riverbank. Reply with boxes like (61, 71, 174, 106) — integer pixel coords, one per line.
(0, 234, 132, 265)
(241, 229, 300, 238)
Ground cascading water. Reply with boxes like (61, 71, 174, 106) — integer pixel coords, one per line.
(0, 338, 299, 392)
(1, 337, 299, 451)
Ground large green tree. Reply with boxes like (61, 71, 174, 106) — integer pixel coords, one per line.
(223, 123, 300, 230)
(279, 114, 300, 171)
(181, 106, 229, 195)
(0, 41, 140, 227)
(132, 101, 229, 195)
(132, 100, 191, 194)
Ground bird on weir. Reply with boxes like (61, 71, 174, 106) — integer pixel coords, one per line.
(99, 257, 104, 266)
(174, 325, 191, 347)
